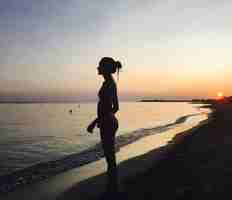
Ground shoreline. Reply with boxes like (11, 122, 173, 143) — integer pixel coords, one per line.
(122, 102, 232, 199)
(0, 110, 209, 194)
(0, 108, 211, 200)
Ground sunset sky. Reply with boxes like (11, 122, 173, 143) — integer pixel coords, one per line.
(0, 0, 232, 101)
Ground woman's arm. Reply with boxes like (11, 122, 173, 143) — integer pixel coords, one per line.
(112, 84, 119, 114)
(92, 118, 99, 125)
(87, 118, 99, 133)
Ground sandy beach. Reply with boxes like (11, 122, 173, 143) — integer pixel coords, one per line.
(0, 107, 210, 200)
(1, 101, 232, 199)
(122, 102, 232, 199)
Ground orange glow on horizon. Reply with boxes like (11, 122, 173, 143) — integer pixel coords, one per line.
(217, 92, 224, 100)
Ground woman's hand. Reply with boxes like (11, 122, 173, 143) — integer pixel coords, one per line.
(87, 120, 96, 133)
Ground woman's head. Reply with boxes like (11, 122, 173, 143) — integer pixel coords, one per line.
(97, 57, 122, 77)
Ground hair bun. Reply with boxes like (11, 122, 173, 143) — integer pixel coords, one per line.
(115, 61, 122, 70)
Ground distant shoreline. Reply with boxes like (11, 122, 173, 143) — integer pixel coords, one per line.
(0, 100, 136, 104)
(0, 99, 209, 104)
(139, 99, 213, 103)
(139, 96, 232, 104)
(139, 99, 193, 102)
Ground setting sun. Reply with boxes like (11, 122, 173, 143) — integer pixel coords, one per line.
(217, 92, 224, 99)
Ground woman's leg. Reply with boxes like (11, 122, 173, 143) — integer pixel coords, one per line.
(100, 122, 118, 193)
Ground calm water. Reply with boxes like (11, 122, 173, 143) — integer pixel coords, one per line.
(0, 102, 208, 176)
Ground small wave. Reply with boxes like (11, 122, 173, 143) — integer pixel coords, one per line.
(0, 113, 204, 194)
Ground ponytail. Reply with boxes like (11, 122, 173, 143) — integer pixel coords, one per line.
(115, 61, 122, 81)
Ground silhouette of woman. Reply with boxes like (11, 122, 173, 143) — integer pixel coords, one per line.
(87, 57, 122, 193)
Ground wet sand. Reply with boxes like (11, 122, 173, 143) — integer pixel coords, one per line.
(0, 110, 209, 200)
(122, 102, 232, 199)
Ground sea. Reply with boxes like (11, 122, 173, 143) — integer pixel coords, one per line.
(0, 101, 210, 192)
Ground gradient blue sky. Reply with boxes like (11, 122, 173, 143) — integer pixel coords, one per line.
(1, 0, 232, 101)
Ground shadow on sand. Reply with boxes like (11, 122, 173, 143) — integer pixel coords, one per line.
(56, 124, 205, 200)
(58, 102, 232, 200)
